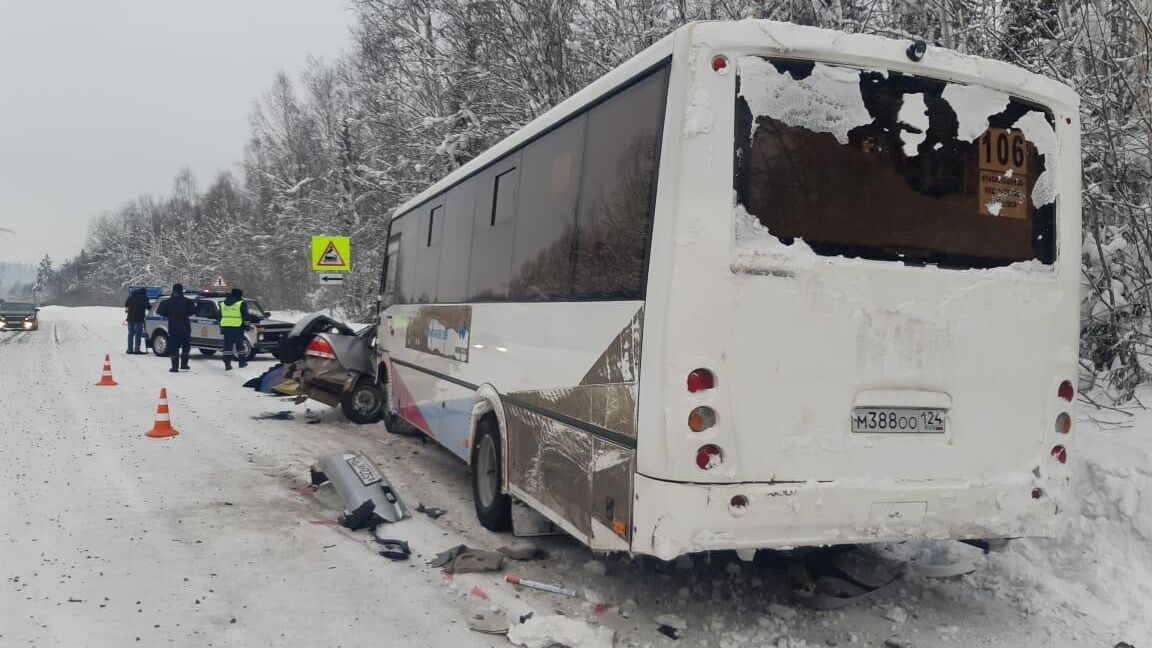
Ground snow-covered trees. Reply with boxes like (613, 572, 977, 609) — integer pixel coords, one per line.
(52, 0, 1152, 398)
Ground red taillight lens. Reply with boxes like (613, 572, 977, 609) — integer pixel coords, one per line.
(687, 369, 715, 393)
(730, 494, 749, 508)
(688, 406, 717, 432)
(696, 444, 722, 470)
(1058, 380, 1074, 402)
(1051, 445, 1067, 464)
(711, 55, 729, 72)
(1055, 412, 1071, 434)
(305, 337, 336, 359)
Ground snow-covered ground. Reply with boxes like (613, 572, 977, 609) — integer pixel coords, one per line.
(0, 307, 1146, 647)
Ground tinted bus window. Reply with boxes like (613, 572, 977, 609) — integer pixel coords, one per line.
(509, 116, 587, 300)
(412, 203, 443, 303)
(573, 69, 666, 299)
(436, 180, 478, 302)
(468, 156, 520, 301)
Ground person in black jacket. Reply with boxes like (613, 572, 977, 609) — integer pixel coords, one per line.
(123, 288, 151, 354)
(156, 283, 195, 373)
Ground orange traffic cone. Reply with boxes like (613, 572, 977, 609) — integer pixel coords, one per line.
(145, 388, 179, 438)
(95, 354, 118, 386)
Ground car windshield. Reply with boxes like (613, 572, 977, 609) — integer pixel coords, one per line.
(1, 302, 35, 311)
(247, 301, 268, 318)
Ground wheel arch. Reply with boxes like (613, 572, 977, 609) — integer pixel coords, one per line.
(469, 386, 509, 485)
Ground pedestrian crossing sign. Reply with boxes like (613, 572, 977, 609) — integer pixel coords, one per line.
(311, 236, 351, 272)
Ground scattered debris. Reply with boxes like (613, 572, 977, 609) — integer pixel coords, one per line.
(415, 503, 446, 519)
(884, 639, 911, 648)
(656, 624, 682, 640)
(251, 411, 294, 421)
(339, 500, 383, 531)
(313, 451, 409, 523)
(885, 606, 908, 624)
(506, 614, 614, 648)
(790, 548, 907, 610)
(468, 586, 491, 601)
(583, 559, 608, 576)
(505, 575, 578, 597)
(468, 614, 510, 635)
(374, 537, 411, 561)
(497, 542, 546, 561)
(428, 545, 504, 574)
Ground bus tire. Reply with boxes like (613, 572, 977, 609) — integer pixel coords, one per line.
(471, 415, 512, 532)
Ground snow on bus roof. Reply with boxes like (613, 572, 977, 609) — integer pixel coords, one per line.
(392, 19, 1078, 221)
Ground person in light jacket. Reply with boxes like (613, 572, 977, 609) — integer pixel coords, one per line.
(216, 287, 251, 370)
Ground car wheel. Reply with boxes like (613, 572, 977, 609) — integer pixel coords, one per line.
(151, 331, 170, 357)
(471, 414, 512, 532)
(340, 378, 386, 424)
(240, 337, 257, 361)
(198, 348, 217, 356)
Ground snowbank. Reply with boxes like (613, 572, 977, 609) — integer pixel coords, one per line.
(973, 397, 1152, 640)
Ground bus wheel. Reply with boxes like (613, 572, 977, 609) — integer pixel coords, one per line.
(471, 415, 512, 532)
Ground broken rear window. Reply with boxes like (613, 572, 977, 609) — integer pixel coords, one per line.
(734, 57, 1057, 269)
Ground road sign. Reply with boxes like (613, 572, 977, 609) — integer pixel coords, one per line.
(318, 272, 346, 285)
(311, 236, 351, 271)
(210, 274, 228, 288)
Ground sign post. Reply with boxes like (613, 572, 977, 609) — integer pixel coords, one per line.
(312, 236, 351, 318)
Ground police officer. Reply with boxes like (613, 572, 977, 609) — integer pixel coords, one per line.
(156, 283, 194, 372)
(217, 287, 251, 370)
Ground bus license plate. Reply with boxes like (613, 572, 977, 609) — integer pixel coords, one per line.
(851, 408, 946, 434)
(345, 454, 382, 486)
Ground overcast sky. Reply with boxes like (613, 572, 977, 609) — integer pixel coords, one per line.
(0, 0, 352, 265)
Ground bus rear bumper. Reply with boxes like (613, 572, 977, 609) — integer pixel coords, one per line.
(629, 472, 1057, 559)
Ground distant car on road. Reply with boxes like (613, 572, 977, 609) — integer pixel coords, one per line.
(0, 301, 39, 331)
(145, 290, 292, 361)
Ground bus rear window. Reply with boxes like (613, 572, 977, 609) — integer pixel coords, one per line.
(734, 57, 1057, 269)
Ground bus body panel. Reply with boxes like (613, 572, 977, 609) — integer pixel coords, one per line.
(383, 301, 643, 549)
(636, 23, 1079, 547)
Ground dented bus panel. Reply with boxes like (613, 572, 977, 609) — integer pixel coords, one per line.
(378, 20, 1081, 557)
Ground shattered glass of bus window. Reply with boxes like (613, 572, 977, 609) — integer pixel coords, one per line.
(734, 57, 1058, 270)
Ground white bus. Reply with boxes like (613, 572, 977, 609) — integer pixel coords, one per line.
(377, 20, 1081, 558)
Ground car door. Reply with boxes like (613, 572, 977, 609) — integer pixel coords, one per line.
(191, 299, 222, 348)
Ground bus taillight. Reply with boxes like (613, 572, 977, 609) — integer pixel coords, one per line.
(688, 407, 716, 432)
(696, 444, 723, 470)
(687, 369, 715, 393)
(1051, 445, 1067, 464)
(1055, 412, 1071, 434)
(1058, 380, 1074, 402)
(711, 55, 729, 73)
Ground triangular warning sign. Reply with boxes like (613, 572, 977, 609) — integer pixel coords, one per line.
(317, 241, 346, 267)
(211, 275, 227, 287)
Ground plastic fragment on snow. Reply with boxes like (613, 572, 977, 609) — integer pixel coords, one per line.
(468, 614, 510, 635)
(506, 614, 614, 648)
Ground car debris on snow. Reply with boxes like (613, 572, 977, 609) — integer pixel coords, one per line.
(429, 544, 505, 574)
(496, 541, 546, 561)
(506, 614, 614, 648)
(415, 502, 447, 519)
(504, 575, 578, 597)
(468, 613, 511, 635)
(312, 451, 409, 523)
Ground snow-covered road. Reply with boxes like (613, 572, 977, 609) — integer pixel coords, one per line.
(0, 307, 1146, 647)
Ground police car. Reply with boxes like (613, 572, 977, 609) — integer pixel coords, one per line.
(144, 291, 293, 361)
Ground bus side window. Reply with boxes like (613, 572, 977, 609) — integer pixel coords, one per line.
(573, 67, 667, 299)
(436, 179, 478, 303)
(412, 203, 444, 303)
(509, 115, 587, 301)
(382, 235, 401, 308)
(468, 154, 521, 301)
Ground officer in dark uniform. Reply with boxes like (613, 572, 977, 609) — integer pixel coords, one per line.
(156, 283, 195, 373)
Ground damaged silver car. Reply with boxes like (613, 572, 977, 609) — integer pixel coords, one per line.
(280, 314, 386, 424)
